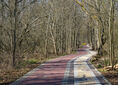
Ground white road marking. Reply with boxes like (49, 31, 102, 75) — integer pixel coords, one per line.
(62, 54, 87, 85)
(62, 56, 77, 85)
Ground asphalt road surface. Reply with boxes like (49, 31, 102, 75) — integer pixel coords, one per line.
(11, 46, 111, 85)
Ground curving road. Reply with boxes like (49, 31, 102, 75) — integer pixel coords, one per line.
(11, 46, 111, 85)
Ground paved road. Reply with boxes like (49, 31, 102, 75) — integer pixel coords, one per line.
(11, 46, 111, 85)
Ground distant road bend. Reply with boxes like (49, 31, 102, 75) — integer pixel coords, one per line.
(11, 46, 111, 85)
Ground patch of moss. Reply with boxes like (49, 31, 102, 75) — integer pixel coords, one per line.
(26, 59, 39, 64)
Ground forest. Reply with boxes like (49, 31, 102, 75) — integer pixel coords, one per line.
(0, 0, 118, 84)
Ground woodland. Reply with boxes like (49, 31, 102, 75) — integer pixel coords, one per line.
(0, 0, 118, 84)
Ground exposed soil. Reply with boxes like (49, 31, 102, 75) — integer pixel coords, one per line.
(0, 54, 61, 85)
(91, 55, 118, 85)
(0, 63, 39, 85)
(102, 71, 118, 85)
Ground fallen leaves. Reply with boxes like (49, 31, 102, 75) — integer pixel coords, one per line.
(0, 64, 38, 85)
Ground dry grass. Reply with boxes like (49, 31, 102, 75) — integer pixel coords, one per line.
(0, 53, 60, 85)
(0, 68, 31, 85)
(91, 55, 118, 85)
(102, 71, 118, 85)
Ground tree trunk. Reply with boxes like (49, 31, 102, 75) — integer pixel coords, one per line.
(109, 0, 115, 70)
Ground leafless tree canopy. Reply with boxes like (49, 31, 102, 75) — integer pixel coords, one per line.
(0, 0, 118, 70)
